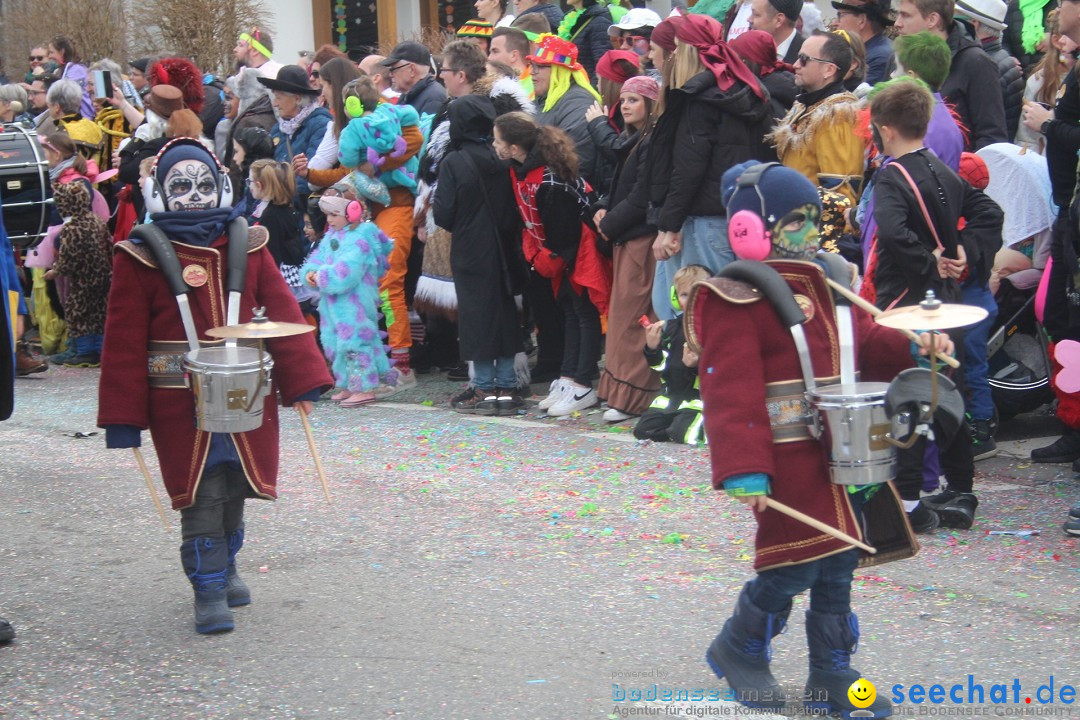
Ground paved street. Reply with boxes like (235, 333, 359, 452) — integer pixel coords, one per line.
(1, 367, 1078, 719)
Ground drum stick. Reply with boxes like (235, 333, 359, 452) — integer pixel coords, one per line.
(823, 278, 960, 369)
(296, 405, 332, 505)
(133, 448, 170, 530)
(765, 498, 877, 554)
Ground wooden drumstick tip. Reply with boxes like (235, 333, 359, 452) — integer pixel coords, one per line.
(297, 405, 333, 505)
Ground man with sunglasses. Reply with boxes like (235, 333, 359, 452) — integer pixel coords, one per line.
(767, 31, 865, 207)
(379, 42, 446, 117)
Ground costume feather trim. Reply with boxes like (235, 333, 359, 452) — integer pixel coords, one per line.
(767, 93, 862, 161)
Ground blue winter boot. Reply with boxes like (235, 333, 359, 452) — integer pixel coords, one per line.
(226, 528, 251, 607)
(705, 583, 790, 710)
(804, 610, 892, 718)
(180, 537, 234, 634)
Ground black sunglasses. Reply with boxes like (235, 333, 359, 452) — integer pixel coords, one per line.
(796, 53, 837, 67)
(29, 55, 45, 61)
(309, 69, 320, 79)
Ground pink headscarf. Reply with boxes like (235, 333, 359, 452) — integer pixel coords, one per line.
(674, 14, 764, 100)
(730, 30, 795, 78)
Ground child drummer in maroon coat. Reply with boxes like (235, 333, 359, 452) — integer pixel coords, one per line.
(97, 139, 332, 635)
(687, 162, 951, 718)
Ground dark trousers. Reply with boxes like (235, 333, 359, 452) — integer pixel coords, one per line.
(557, 280, 601, 387)
(895, 418, 974, 500)
(180, 464, 248, 542)
(747, 548, 859, 615)
(633, 405, 702, 443)
(526, 269, 564, 371)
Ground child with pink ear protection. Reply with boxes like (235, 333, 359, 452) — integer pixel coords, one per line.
(302, 194, 396, 407)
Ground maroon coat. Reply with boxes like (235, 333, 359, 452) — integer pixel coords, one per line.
(97, 227, 333, 509)
(686, 260, 917, 571)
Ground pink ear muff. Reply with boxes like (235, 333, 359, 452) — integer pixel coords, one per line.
(728, 210, 771, 261)
(346, 200, 362, 224)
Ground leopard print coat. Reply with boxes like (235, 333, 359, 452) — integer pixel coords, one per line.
(51, 181, 112, 337)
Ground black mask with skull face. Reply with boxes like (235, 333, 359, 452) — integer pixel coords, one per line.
(164, 159, 219, 212)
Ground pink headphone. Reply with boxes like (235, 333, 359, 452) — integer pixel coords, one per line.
(728, 162, 779, 262)
(345, 200, 362, 224)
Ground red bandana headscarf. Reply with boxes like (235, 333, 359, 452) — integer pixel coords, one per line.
(596, 50, 643, 84)
(674, 14, 764, 100)
(729, 30, 795, 78)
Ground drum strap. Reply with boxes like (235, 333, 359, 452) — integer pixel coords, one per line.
(129, 224, 201, 352)
(718, 260, 819, 393)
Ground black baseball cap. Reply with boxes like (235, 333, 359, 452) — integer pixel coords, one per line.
(380, 41, 432, 67)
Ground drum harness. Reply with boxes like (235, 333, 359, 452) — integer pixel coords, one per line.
(129, 218, 251, 353)
(717, 256, 940, 450)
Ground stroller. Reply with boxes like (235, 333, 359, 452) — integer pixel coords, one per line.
(978, 143, 1058, 420)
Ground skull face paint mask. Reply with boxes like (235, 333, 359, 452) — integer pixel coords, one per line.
(164, 159, 218, 211)
(770, 203, 821, 260)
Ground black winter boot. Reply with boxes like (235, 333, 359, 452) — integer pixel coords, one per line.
(705, 583, 790, 710)
(226, 528, 251, 607)
(804, 610, 892, 718)
(180, 537, 234, 634)
(921, 487, 979, 529)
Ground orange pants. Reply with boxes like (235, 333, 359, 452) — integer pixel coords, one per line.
(374, 205, 414, 351)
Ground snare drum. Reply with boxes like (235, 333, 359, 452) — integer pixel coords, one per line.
(184, 346, 274, 433)
(0, 125, 50, 248)
(808, 382, 895, 486)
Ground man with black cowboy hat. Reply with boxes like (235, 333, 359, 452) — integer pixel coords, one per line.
(833, 0, 897, 84)
(380, 42, 446, 117)
(750, 0, 806, 64)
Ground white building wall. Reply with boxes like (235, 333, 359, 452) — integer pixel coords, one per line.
(262, 0, 317, 65)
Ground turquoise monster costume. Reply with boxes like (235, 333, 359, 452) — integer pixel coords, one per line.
(337, 104, 421, 193)
(302, 220, 396, 392)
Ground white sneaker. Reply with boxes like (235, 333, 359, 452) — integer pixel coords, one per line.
(537, 379, 569, 410)
(548, 386, 599, 417)
(603, 408, 636, 423)
(373, 369, 418, 398)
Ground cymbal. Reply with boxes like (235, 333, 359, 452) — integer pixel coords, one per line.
(206, 312, 315, 340)
(876, 299, 989, 331)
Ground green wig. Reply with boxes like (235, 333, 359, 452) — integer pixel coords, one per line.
(893, 31, 951, 92)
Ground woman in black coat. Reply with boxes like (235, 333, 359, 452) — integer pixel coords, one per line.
(432, 95, 525, 415)
(644, 16, 772, 319)
(592, 76, 663, 422)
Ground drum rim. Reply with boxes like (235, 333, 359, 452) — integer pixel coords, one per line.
(809, 381, 891, 399)
(0, 125, 51, 246)
(184, 346, 274, 370)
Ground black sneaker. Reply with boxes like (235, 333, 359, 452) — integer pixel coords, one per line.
(922, 488, 979, 530)
(63, 353, 101, 368)
(0, 617, 13, 644)
(907, 502, 941, 534)
(445, 361, 470, 382)
(496, 388, 524, 416)
(970, 419, 998, 461)
(1065, 516, 1080, 537)
(1070, 504, 1080, 520)
(1031, 430, 1080, 463)
(452, 387, 498, 415)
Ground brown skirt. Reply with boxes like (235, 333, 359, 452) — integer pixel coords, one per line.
(597, 234, 661, 415)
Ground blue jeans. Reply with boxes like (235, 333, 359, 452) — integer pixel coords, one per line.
(472, 357, 517, 392)
(961, 283, 998, 421)
(747, 547, 859, 615)
(651, 215, 733, 320)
